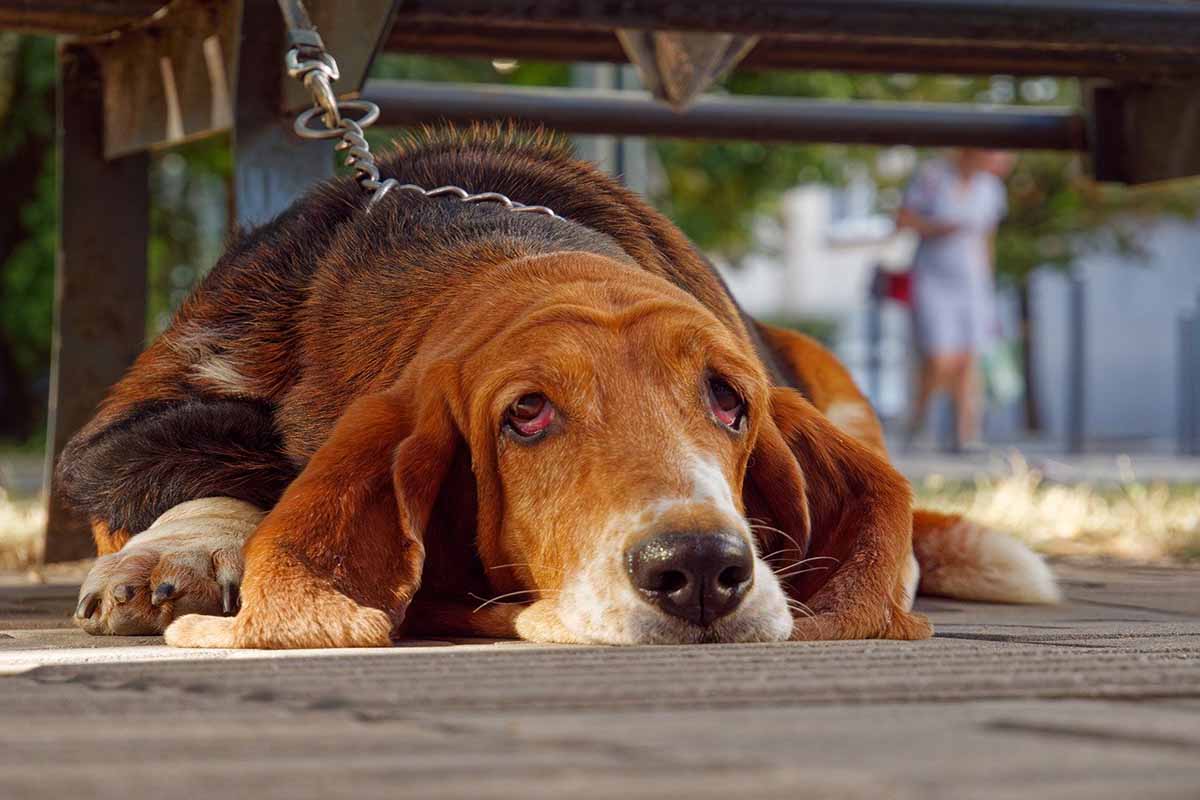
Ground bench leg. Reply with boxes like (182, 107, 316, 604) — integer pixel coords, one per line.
(43, 44, 149, 563)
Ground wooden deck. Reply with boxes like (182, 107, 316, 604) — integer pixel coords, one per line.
(1, 561, 1198, 799)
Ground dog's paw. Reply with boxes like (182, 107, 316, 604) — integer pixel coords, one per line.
(166, 594, 394, 649)
(75, 498, 264, 636)
(163, 614, 239, 648)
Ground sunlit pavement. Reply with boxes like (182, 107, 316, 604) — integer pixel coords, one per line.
(1, 562, 1198, 799)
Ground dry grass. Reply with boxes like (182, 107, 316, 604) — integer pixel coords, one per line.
(0, 489, 45, 570)
(915, 454, 1200, 563)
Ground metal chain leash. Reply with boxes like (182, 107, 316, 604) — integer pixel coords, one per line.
(279, 1, 557, 217)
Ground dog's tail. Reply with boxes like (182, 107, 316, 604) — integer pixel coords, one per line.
(911, 509, 1061, 604)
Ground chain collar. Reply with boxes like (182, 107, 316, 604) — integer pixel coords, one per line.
(284, 42, 558, 218)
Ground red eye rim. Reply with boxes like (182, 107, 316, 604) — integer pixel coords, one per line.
(708, 377, 746, 430)
(505, 393, 555, 440)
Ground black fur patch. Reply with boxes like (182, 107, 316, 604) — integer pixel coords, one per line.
(56, 399, 297, 533)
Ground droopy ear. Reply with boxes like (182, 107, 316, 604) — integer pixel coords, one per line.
(746, 386, 932, 641)
(744, 404, 812, 564)
(167, 385, 460, 649)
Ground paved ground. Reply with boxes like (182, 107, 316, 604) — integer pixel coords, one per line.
(891, 445, 1200, 486)
(1, 561, 1198, 799)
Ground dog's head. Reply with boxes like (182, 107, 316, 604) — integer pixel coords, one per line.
(377, 252, 809, 644)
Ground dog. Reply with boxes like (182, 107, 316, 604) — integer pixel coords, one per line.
(59, 126, 1059, 649)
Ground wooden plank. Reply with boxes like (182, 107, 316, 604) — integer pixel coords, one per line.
(393, 0, 1200, 49)
(1088, 81, 1200, 184)
(97, 0, 394, 160)
(94, 0, 237, 159)
(0, 1, 164, 34)
(386, 19, 1200, 82)
(43, 43, 149, 563)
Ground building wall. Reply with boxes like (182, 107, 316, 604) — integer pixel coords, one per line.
(1031, 220, 1200, 445)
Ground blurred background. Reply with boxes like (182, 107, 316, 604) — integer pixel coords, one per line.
(2, 36, 1199, 567)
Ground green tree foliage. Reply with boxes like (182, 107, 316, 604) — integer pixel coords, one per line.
(998, 151, 1200, 283)
(0, 35, 54, 439)
(655, 71, 994, 256)
(0, 35, 54, 381)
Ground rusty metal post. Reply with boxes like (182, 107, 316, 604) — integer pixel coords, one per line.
(43, 43, 150, 562)
(366, 80, 1087, 151)
(1065, 274, 1087, 455)
(1179, 314, 1196, 456)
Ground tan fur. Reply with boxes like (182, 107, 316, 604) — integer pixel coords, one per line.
(91, 520, 131, 557)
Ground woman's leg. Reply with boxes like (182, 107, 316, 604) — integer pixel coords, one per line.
(951, 352, 982, 448)
(907, 353, 959, 443)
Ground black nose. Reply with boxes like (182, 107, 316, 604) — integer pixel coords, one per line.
(626, 531, 754, 627)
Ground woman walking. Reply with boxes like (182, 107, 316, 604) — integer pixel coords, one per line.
(898, 149, 1014, 452)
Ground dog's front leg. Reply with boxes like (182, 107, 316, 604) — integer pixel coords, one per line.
(167, 389, 454, 649)
(74, 498, 263, 635)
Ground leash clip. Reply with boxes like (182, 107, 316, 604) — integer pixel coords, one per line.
(277, 0, 558, 219)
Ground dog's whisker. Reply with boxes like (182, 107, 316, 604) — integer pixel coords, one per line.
(770, 555, 841, 577)
(748, 522, 807, 554)
(770, 555, 840, 569)
(786, 600, 816, 619)
(469, 589, 557, 612)
(760, 547, 805, 561)
(747, 519, 788, 537)
(486, 562, 563, 574)
(774, 566, 831, 581)
(768, 556, 835, 568)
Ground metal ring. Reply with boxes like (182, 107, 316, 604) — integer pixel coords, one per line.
(294, 100, 380, 140)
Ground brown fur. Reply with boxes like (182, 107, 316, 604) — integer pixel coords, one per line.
(62, 125, 1041, 648)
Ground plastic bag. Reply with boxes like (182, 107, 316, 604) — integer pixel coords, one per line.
(982, 338, 1024, 405)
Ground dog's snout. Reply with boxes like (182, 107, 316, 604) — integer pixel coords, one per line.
(626, 531, 754, 627)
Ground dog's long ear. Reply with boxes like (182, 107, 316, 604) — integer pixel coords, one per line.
(744, 400, 812, 563)
(172, 383, 462, 649)
(746, 386, 931, 641)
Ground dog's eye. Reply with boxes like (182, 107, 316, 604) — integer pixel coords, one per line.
(505, 393, 555, 439)
(708, 377, 745, 430)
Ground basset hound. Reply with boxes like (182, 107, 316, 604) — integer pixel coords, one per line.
(59, 126, 1059, 648)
